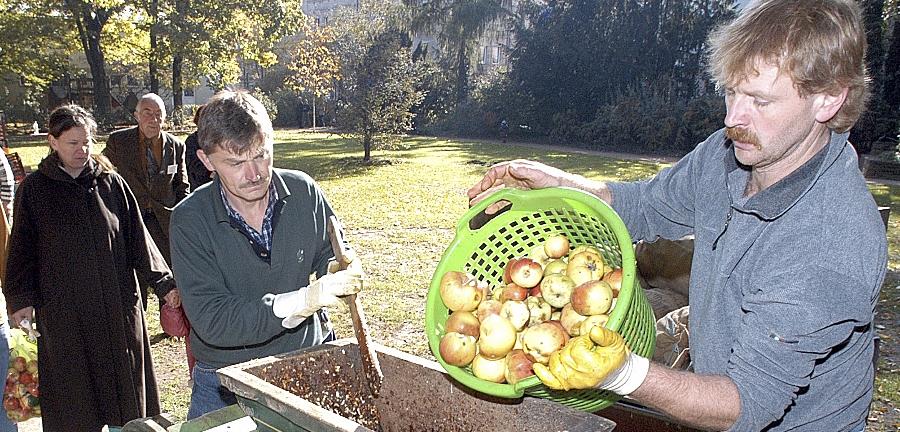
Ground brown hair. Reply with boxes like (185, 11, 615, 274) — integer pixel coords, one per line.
(197, 90, 273, 155)
(48, 103, 97, 138)
(706, 0, 869, 132)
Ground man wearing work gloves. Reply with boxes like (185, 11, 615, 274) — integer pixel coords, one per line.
(170, 90, 364, 419)
(468, 1, 886, 431)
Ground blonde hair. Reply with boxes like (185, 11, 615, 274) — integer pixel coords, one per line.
(707, 0, 869, 132)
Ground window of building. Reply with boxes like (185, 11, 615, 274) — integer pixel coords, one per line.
(492, 46, 501, 64)
(183, 88, 195, 97)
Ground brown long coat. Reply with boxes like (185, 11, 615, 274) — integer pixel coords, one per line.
(3, 153, 174, 431)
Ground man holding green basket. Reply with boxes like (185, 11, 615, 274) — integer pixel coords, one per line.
(467, 1, 886, 431)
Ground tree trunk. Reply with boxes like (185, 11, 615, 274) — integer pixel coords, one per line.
(363, 134, 372, 162)
(66, 0, 112, 121)
(149, 0, 160, 93)
(311, 96, 317, 131)
(456, 42, 469, 104)
(172, 54, 183, 126)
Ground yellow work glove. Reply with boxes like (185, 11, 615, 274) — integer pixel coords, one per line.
(534, 326, 648, 395)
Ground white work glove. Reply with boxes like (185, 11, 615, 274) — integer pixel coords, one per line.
(597, 351, 651, 396)
(270, 267, 364, 329)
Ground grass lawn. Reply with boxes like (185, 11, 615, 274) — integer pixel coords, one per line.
(6, 130, 899, 429)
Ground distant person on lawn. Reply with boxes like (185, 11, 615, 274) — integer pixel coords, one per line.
(3, 104, 173, 431)
(170, 90, 365, 419)
(467, 0, 886, 430)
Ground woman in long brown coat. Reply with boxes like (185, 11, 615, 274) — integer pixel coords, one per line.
(2, 104, 174, 431)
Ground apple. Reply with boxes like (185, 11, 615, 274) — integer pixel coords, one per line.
(439, 271, 483, 312)
(544, 235, 570, 259)
(471, 354, 507, 383)
(559, 303, 588, 336)
(507, 258, 544, 288)
(491, 285, 504, 301)
(500, 283, 529, 302)
(603, 268, 623, 298)
(25, 360, 37, 374)
(478, 315, 518, 359)
(522, 322, 569, 364)
(439, 332, 477, 367)
(547, 320, 571, 345)
(567, 250, 608, 286)
(501, 300, 531, 331)
(25, 383, 38, 397)
(528, 245, 551, 266)
(525, 296, 552, 326)
(514, 331, 525, 350)
(579, 314, 610, 336)
(550, 310, 561, 321)
(17, 372, 33, 386)
(569, 244, 602, 258)
(528, 285, 542, 297)
(504, 349, 536, 385)
(570, 280, 614, 316)
(476, 299, 503, 322)
(3, 396, 18, 412)
(445, 311, 480, 338)
(540, 273, 576, 308)
(12, 357, 26, 373)
(502, 258, 521, 284)
(543, 258, 568, 276)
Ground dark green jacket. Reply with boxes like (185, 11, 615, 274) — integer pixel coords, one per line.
(170, 169, 337, 368)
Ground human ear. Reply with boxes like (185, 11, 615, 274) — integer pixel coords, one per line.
(197, 149, 215, 172)
(814, 88, 848, 123)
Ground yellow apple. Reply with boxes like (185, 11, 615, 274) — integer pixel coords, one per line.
(540, 273, 576, 308)
(567, 251, 607, 286)
(570, 280, 614, 316)
(478, 315, 517, 359)
(471, 353, 507, 383)
(579, 314, 610, 336)
(476, 299, 503, 322)
(501, 300, 530, 331)
(543, 235, 570, 259)
(559, 303, 587, 336)
(522, 322, 568, 364)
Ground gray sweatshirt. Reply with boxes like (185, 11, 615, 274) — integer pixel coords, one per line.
(609, 129, 886, 431)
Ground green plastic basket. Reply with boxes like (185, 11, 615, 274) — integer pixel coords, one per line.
(425, 187, 656, 412)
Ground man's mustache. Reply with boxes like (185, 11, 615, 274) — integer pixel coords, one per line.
(725, 127, 761, 149)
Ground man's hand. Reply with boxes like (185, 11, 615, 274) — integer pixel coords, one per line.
(466, 159, 611, 213)
(10, 307, 34, 330)
(164, 288, 182, 308)
(270, 266, 365, 328)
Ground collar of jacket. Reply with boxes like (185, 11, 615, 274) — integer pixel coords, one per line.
(38, 152, 110, 184)
(723, 130, 850, 221)
(211, 169, 292, 224)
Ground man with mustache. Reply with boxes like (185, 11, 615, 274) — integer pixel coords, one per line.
(169, 90, 365, 418)
(467, 1, 885, 430)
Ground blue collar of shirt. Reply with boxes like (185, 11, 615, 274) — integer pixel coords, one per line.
(219, 179, 279, 259)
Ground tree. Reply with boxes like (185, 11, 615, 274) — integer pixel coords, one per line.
(62, 0, 126, 121)
(408, 0, 509, 104)
(287, 21, 341, 130)
(0, 1, 77, 88)
(336, 31, 424, 162)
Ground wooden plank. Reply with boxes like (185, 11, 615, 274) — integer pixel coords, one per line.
(5, 152, 26, 183)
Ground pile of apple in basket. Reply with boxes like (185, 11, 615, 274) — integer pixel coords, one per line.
(438, 234, 622, 386)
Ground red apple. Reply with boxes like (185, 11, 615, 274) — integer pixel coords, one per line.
(547, 320, 571, 345)
(471, 353, 507, 383)
(445, 311, 480, 338)
(500, 283, 529, 302)
(567, 250, 608, 286)
(507, 258, 544, 288)
(603, 268, 623, 298)
(522, 322, 569, 364)
(529, 285, 542, 297)
(500, 300, 530, 331)
(570, 280, 614, 316)
(504, 349, 536, 385)
(25, 360, 37, 374)
(503, 258, 522, 284)
(439, 271, 483, 312)
(16, 372, 33, 386)
(559, 303, 588, 336)
(540, 273, 576, 308)
(478, 315, 518, 359)
(476, 299, 503, 322)
(544, 235, 570, 259)
(439, 332, 477, 367)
